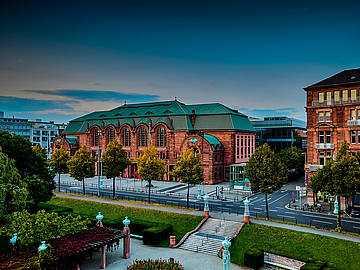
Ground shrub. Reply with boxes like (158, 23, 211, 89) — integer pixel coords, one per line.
(143, 224, 173, 245)
(0, 210, 90, 248)
(127, 258, 184, 270)
(36, 202, 73, 214)
(244, 246, 264, 269)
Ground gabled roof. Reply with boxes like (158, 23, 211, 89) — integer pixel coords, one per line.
(63, 100, 254, 133)
(305, 68, 360, 90)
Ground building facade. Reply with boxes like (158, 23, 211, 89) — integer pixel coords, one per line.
(0, 112, 31, 140)
(304, 68, 360, 205)
(250, 117, 306, 152)
(53, 100, 256, 184)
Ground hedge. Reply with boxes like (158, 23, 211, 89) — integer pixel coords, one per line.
(143, 224, 173, 245)
(300, 261, 328, 270)
(244, 246, 264, 269)
(36, 202, 73, 214)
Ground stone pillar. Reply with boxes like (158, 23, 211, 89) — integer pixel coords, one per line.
(169, 235, 176, 247)
(100, 245, 106, 269)
(203, 194, 210, 217)
(243, 197, 250, 224)
(222, 237, 231, 270)
(123, 216, 131, 259)
(76, 264, 81, 270)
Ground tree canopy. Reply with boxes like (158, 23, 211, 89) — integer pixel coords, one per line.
(171, 148, 204, 208)
(32, 143, 47, 160)
(67, 146, 95, 195)
(277, 146, 305, 181)
(245, 143, 288, 219)
(49, 146, 71, 192)
(102, 140, 130, 197)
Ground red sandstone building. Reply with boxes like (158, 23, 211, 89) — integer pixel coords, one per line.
(54, 100, 256, 184)
(304, 68, 360, 205)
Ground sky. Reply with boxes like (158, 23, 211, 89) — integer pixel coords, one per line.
(1, 0, 360, 123)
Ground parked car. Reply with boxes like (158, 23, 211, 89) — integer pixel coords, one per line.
(351, 207, 360, 217)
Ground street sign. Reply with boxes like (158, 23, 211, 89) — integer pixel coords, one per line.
(296, 185, 301, 191)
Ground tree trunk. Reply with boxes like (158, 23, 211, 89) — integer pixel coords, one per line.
(148, 180, 151, 203)
(113, 177, 116, 198)
(187, 183, 190, 208)
(265, 193, 269, 220)
(83, 180, 85, 195)
(337, 195, 341, 231)
(58, 173, 61, 192)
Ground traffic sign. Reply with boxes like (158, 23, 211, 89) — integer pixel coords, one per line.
(296, 185, 301, 191)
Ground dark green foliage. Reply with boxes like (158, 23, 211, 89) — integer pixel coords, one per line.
(0, 132, 55, 206)
(243, 246, 264, 269)
(36, 202, 73, 214)
(0, 236, 11, 254)
(143, 224, 173, 245)
(278, 146, 305, 181)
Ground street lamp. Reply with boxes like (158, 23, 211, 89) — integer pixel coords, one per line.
(97, 130, 103, 196)
(222, 237, 231, 270)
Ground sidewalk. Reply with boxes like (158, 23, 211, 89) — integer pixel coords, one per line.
(54, 192, 360, 243)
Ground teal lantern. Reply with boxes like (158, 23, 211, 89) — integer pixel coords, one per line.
(333, 197, 339, 215)
(96, 212, 104, 224)
(38, 241, 47, 252)
(10, 233, 17, 246)
(203, 194, 209, 212)
(123, 216, 130, 228)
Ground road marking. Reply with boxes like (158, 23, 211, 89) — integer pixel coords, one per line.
(353, 226, 360, 230)
(301, 214, 335, 221)
(285, 211, 295, 215)
(254, 207, 262, 210)
(275, 206, 283, 210)
(269, 193, 288, 205)
(269, 209, 278, 212)
(312, 220, 333, 225)
(341, 219, 360, 225)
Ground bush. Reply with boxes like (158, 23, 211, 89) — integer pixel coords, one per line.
(36, 202, 73, 214)
(143, 224, 173, 245)
(300, 261, 328, 270)
(127, 258, 184, 270)
(0, 210, 90, 248)
(244, 246, 264, 269)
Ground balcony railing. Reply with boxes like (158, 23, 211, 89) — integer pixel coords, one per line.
(315, 143, 334, 149)
(309, 164, 323, 170)
(347, 120, 360, 126)
(312, 98, 358, 107)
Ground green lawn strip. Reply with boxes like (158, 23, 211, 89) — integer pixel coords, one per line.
(230, 223, 360, 270)
(47, 197, 202, 247)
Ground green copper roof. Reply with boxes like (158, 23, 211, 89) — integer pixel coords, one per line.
(63, 100, 254, 134)
(203, 134, 222, 150)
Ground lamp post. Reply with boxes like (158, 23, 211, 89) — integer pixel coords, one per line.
(123, 216, 131, 259)
(333, 196, 339, 215)
(97, 130, 103, 196)
(197, 184, 202, 199)
(96, 211, 104, 227)
(222, 237, 231, 270)
(203, 194, 209, 217)
(243, 197, 250, 224)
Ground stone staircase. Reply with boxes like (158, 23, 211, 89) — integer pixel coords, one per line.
(179, 218, 242, 256)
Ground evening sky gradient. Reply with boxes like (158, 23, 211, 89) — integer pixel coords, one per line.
(1, 0, 360, 122)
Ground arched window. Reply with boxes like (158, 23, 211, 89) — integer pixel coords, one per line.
(91, 128, 100, 146)
(106, 127, 115, 145)
(137, 127, 148, 147)
(122, 127, 131, 147)
(156, 126, 166, 147)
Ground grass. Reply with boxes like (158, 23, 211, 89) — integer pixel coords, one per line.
(230, 223, 360, 270)
(47, 197, 202, 247)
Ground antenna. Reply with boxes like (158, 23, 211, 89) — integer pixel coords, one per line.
(124, 100, 127, 105)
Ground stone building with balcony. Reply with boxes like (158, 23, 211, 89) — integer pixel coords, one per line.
(53, 100, 256, 184)
(304, 68, 360, 205)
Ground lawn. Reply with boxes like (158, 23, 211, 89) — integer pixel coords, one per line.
(47, 197, 202, 247)
(230, 223, 360, 270)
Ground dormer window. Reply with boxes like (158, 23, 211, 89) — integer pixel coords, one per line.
(100, 114, 106, 117)
(145, 111, 154, 115)
(115, 113, 121, 116)
(130, 112, 137, 115)
(163, 110, 173, 114)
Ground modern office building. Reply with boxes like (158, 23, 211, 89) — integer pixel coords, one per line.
(53, 100, 256, 184)
(304, 68, 360, 206)
(0, 112, 31, 139)
(30, 120, 61, 158)
(250, 117, 306, 152)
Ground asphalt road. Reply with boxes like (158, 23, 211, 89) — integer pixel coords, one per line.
(57, 183, 360, 234)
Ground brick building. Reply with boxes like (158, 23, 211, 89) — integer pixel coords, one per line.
(53, 100, 256, 184)
(304, 68, 360, 205)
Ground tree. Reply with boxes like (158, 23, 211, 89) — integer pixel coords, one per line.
(0, 132, 55, 204)
(49, 146, 71, 192)
(136, 145, 166, 203)
(278, 146, 305, 181)
(67, 146, 95, 195)
(102, 140, 130, 197)
(171, 148, 204, 208)
(0, 149, 28, 215)
(309, 160, 333, 204)
(32, 143, 47, 160)
(245, 143, 288, 219)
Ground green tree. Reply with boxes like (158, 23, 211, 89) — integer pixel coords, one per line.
(32, 143, 47, 160)
(245, 143, 288, 219)
(0, 132, 55, 204)
(0, 210, 90, 249)
(49, 146, 70, 192)
(309, 160, 333, 204)
(278, 146, 305, 181)
(136, 145, 166, 203)
(102, 140, 130, 197)
(67, 146, 95, 195)
(0, 149, 28, 215)
(171, 148, 204, 208)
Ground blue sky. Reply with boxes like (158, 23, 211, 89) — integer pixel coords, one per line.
(1, 0, 360, 123)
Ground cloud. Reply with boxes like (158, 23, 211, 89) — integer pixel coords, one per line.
(0, 89, 160, 122)
(88, 82, 101, 86)
(236, 106, 303, 120)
